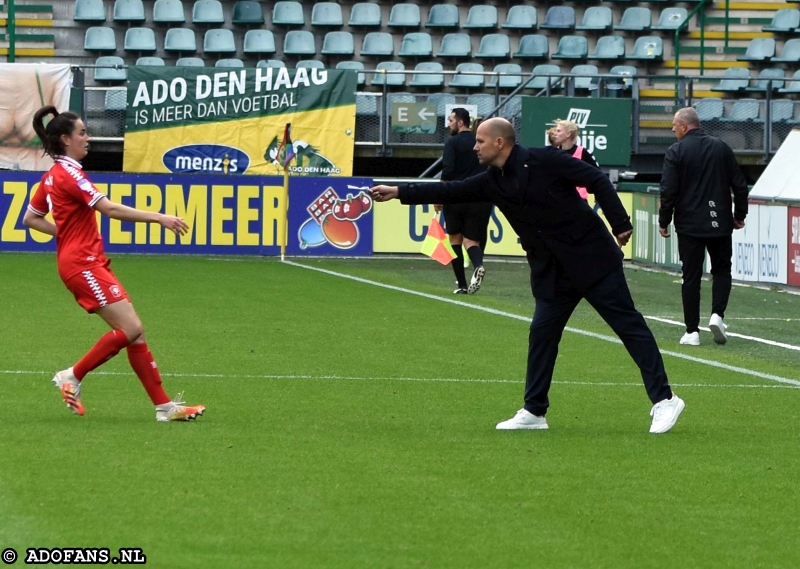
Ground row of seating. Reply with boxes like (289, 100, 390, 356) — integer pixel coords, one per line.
(712, 67, 800, 93)
(696, 98, 800, 123)
(84, 26, 667, 61)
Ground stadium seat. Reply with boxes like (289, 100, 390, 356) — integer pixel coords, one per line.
(467, 93, 497, 118)
(153, 0, 184, 24)
(627, 36, 663, 60)
(321, 31, 354, 56)
(463, 5, 498, 29)
(501, 95, 522, 122)
(336, 60, 366, 85)
(372, 61, 406, 87)
(737, 38, 776, 62)
(710, 67, 750, 92)
(192, 0, 225, 25)
(105, 87, 127, 111)
(720, 98, 761, 122)
(426, 4, 459, 29)
(297, 60, 324, 69)
(758, 99, 794, 123)
(272, 1, 304, 26)
(449, 62, 484, 89)
(135, 56, 165, 66)
(772, 38, 800, 63)
(486, 63, 523, 89)
(694, 98, 724, 122)
(398, 32, 433, 58)
(283, 30, 316, 56)
(526, 63, 562, 91)
(746, 68, 785, 92)
(604, 64, 638, 92)
(552, 35, 588, 59)
(475, 34, 511, 58)
(388, 4, 421, 28)
(257, 59, 286, 68)
(312, 2, 344, 27)
(762, 8, 800, 32)
(361, 32, 394, 57)
(74, 0, 106, 22)
(113, 0, 145, 23)
(216, 58, 244, 68)
(84, 27, 117, 52)
(94, 56, 127, 82)
(427, 93, 456, 117)
(232, 1, 264, 26)
(356, 93, 378, 116)
(615, 7, 651, 32)
(540, 6, 575, 30)
(437, 33, 472, 58)
(568, 64, 598, 90)
(588, 35, 625, 60)
(576, 7, 613, 31)
(408, 62, 445, 88)
(502, 5, 537, 30)
(349, 2, 382, 27)
(203, 29, 236, 54)
(513, 34, 549, 59)
(652, 8, 688, 31)
(124, 28, 156, 53)
(779, 69, 800, 93)
(243, 30, 276, 55)
(176, 57, 205, 67)
(164, 28, 197, 53)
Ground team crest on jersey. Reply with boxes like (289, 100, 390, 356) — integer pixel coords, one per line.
(45, 175, 53, 186)
(109, 285, 122, 298)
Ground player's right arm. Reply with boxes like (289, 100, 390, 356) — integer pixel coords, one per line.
(23, 179, 56, 236)
(94, 198, 189, 236)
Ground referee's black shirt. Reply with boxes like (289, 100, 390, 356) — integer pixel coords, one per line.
(442, 131, 484, 181)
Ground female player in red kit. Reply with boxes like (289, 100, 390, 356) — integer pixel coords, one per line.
(23, 106, 205, 422)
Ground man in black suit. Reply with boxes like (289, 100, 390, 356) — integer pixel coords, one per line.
(371, 117, 685, 434)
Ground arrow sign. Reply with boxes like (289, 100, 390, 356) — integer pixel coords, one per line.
(418, 107, 434, 121)
(390, 102, 438, 134)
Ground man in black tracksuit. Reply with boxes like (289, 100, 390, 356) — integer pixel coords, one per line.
(659, 107, 749, 346)
(371, 118, 685, 434)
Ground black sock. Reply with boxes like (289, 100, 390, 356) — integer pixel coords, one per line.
(452, 244, 467, 288)
(466, 245, 484, 269)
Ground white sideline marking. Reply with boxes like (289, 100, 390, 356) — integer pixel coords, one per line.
(284, 261, 800, 388)
(1, 369, 799, 390)
(644, 316, 800, 352)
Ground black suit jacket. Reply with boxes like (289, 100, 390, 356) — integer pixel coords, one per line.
(399, 145, 632, 299)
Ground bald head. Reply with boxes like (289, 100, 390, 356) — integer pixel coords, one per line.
(479, 117, 516, 145)
(474, 117, 516, 167)
(672, 107, 700, 140)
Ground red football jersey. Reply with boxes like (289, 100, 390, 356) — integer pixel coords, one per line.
(28, 156, 109, 281)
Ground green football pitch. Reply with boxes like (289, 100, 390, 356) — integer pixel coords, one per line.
(1, 253, 798, 568)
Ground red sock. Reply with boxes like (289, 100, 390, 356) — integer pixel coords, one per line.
(126, 343, 170, 405)
(73, 329, 131, 381)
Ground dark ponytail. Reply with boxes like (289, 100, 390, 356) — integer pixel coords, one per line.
(32, 106, 81, 158)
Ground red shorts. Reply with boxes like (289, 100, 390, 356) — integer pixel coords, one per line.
(63, 265, 129, 313)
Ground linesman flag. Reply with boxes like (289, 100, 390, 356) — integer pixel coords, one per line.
(421, 214, 456, 265)
(277, 123, 296, 170)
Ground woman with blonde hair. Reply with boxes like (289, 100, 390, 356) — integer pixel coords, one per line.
(551, 119, 600, 200)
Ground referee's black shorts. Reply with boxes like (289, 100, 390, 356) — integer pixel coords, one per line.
(442, 202, 493, 241)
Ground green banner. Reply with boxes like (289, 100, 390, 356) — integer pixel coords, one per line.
(520, 97, 632, 166)
(124, 67, 357, 176)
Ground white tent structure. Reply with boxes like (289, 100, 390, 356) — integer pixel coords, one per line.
(749, 128, 800, 202)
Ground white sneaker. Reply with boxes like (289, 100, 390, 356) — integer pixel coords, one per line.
(709, 313, 728, 345)
(680, 331, 700, 346)
(155, 392, 206, 422)
(649, 394, 685, 434)
(496, 408, 549, 430)
(53, 367, 84, 416)
(467, 266, 485, 294)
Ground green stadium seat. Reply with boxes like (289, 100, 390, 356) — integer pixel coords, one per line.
(164, 28, 197, 52)
(84, 27, 117, 52)
(737, 38, 776, 62)
(321, 31, 354, 56)
(203, 29, 236, 54)
(486, 63, 523, 89)
(588, 35, 625, 60)
(710, 67, 749, 92)
(389, 4, 421, 28)
(466, 93, 497, 118)
(540, 6, 575, 30)
(243, 30, 276, 55)
(762, 9, 800, 32)
(153, 0, 184, 24)
(74, 0, 106, 22)
(94, 56, 127, 82)
(760, 100, 794, 122)
(176, 57, 205, 67)
(297, 60, 324, 69)
(398, 32, 433, 58)
(273, 1, 304, 26)
(501, 95, 522, 121)
(526, 63, 562, 91)
(124, 28, 156, 52)
(232, 1, 264, 26)
(427, 93, 456, 117)
(216, 58, 244, 68)
(113, 0, 145, 23)
(772, 38, 800, 62)
(626, 36, 663, 60)
(746, 68, 785, 92)
(105, 87, 127, 111)
(312, 2, 344, 27)
(615, 7, 651, 32)
(694, 98, 724, 122)
(568, 64, 598, 90)
(576, 7, 612, 31)
(779, 70, 800, 93)
(502, 5, 537, 30)
(257, 59, 286, 68)
(284, 30, 316, 56)
(426, 4, 459, 29)
(552, 35, 588, 59)
(135, 56, 165, 66)
(192, 0, 224, 25)
(449, 62, 484, 89)
(336, 60, 366, 85)
(372, 61, 406, 87)
(513, 34, 549, 59)
(652, 8, 688, 31)
(604, 64, 638, 92)
(720, 98, 760, 122)
(475, 33, 510, 58)
(437, 33, 472, 58)
(348, 3, 382, 27)
(409, 62, 445, 88)
(463, 5, 498, 29)
(361, 32, 394, 57)
(356, 93, 378, 116)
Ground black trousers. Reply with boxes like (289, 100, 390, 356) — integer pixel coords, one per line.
(523, 266, 672, 417)
(677, 234, 732, 333)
